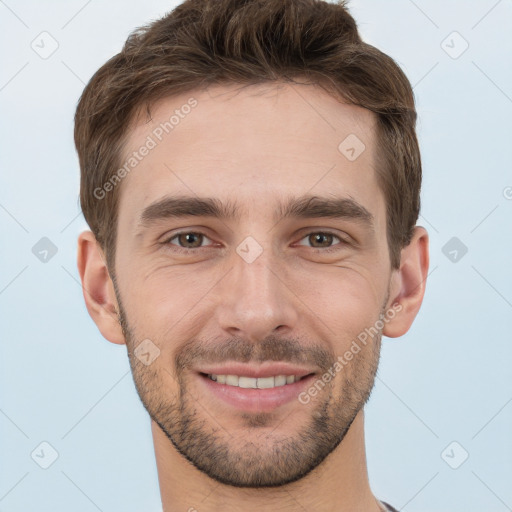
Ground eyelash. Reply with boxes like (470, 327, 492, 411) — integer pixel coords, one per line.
(162, 230, 349, 253)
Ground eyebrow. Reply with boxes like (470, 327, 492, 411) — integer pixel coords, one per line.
(138, 194, 374, 231)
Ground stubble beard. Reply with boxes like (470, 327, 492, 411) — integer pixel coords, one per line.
(113, 282, 384, 488)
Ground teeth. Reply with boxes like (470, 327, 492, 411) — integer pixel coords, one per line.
(208, 374, 301, 388)
(238, 376, 256, 388)
(257, 376, 275, 389)
(225, 375, 239, 386)
(274, 375, 287, 386)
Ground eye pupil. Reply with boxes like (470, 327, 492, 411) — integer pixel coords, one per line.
(170, 231, 340, 251)
(179, 233, 202, 248)
(311, 233, 333, 247)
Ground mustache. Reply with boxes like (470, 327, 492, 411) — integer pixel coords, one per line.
(175, 335, 335, 374)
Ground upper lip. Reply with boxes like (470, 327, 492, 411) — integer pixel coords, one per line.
(197, 362, 317, 379)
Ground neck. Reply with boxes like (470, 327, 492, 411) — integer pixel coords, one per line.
(153, 409, 383, 512)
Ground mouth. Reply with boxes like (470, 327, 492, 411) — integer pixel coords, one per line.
(196, 365, 318, 413)
(200, 372, 311, 388)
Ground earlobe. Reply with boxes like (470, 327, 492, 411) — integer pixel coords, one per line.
(383, 226, 429, 338)
(77, 230, 126, 345)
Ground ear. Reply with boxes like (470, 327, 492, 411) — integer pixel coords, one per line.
(383, 226, 429, 338)
(76, 230, 126, 345)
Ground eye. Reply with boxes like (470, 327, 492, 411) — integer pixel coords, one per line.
(161, 230, 349, 253)
(164, 231, 213, 250)
(296, 231, 346, 250)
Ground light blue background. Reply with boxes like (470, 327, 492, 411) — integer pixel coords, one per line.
(1, 1, 511, 511)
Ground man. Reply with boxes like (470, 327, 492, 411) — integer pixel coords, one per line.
(75, 0, 429, 510)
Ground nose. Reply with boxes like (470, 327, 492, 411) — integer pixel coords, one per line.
(214, 244, 299, 343)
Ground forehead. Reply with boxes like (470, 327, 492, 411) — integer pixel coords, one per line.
(117, 81, 383, 227)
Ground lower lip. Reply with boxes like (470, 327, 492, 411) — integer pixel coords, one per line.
(197, 373, 316, 413)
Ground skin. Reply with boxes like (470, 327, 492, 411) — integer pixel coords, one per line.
(77, 81, 429, 512)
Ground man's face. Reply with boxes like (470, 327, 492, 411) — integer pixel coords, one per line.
(112, 82, 394, 487)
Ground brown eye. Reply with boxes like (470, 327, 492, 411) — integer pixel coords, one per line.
(297, 232, 342, 249)
(167, 232, 210, 249)
(309, 233, 335, 248)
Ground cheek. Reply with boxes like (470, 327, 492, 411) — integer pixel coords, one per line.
(121, 264, 217, 340)
(299, 270, 383, 342)
(265, 254, 388, 354)
(120, 254, 388, 349)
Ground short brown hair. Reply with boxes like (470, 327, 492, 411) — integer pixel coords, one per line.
(74, 0, 421, 271)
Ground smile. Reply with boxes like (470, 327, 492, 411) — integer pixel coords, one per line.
(206, 374, 306, 388)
